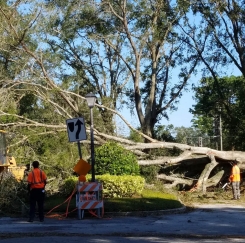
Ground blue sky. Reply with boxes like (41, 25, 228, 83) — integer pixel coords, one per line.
(115, 90, 195, 137)
(164, 90, 194, 127)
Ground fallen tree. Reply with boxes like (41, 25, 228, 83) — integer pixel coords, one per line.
(1, 118, 243, 194)
(115, 137, 244, 193)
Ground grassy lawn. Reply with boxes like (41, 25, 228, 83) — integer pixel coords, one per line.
(44, 188, 183, 216)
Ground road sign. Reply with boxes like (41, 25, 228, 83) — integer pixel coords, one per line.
(66, 117, 87, 142)
(73, 158, 91, 176)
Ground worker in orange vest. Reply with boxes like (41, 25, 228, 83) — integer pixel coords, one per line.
(229, 160, 240, 200)
(27, 161, 47, 222)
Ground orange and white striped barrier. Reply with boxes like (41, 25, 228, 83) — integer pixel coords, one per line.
(77, 182, 102, 192)
(78, 200, 103, 210)
(76, 182, 103, 219)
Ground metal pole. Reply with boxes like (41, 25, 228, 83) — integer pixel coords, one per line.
(90, 107, 95, 182)
(77, 141, 83, 219)
(77, 142, 82, 159)
(219, 110, 223, 151)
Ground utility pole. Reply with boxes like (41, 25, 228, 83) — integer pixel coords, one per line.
(219, 107, 223, 151)
(198, 137, 203, 147)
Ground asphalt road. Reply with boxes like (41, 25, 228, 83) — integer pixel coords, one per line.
(1, 203, 245, 243)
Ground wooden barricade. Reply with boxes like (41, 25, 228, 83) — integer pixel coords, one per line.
(76, 182, 103, 219)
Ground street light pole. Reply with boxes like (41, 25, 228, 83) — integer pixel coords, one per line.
(90, 106, 95, 182)
(85, 93, 97, 182)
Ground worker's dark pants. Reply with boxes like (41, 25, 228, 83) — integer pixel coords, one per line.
(29, 188, 45, 221)
(232, 181, 240, 199)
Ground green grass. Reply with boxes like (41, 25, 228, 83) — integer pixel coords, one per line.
(44, 189, 182, 215)
(104, 189, 182, 212)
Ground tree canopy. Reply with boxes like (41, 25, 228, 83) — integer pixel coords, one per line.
(191, 75, 245, 151)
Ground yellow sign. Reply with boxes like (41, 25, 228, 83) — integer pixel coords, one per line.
(73, 158, 91, 176)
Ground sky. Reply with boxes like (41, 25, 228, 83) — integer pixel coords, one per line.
(163, 91, 194, 127)
(115, 90, 195, 137)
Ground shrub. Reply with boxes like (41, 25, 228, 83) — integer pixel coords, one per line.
(95, 141, 139, 175)
(60, 176, 78, 196)
(0, 171, 28, 215)
(100, 174, 145, 198)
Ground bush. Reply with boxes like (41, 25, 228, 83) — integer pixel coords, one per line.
(100, 174, 145, 198)
(60, 176, 78, 196)
(95, 141, 139, 175)
(0, 171, 28, 215)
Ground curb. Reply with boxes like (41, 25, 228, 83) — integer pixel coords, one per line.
(104, 205, 187, 217)
(1, 205, 188, 220)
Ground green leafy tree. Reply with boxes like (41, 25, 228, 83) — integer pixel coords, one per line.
(41, 0, 129, 134)
(99, 0, 199, 138)
(153, 124, 176, 142)
(190, 0, 245, 78)
(174, 126, 212, 147)
(128, 128, 144, 143)
(41, 0, 200, 139)
(191, 76, 245, 150)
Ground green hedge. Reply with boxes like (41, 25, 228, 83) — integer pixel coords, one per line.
(61, 174, 145, 198)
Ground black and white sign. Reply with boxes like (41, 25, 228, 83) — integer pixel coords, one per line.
(66, 117, 87, 142)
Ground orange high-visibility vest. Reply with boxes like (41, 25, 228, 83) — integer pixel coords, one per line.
(230, 165, 240, 182)
(27, 168, 47, 189)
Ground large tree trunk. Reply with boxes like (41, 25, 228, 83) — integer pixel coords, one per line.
(196, 152, 218, 193)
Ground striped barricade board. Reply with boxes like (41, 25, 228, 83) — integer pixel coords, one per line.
(77, 200, 103, 210)
(77, 182, 102, 192)
(76, 182, 103, 219)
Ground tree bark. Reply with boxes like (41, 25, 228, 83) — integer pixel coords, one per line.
(195, 152, 219, 193)
(157, 170, 224, 190)
(157, 174, 193, 188)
